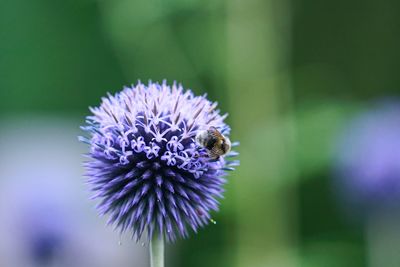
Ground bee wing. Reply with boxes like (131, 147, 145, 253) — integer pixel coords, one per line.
(207, 145, 224, 159)
(208, 126, 224, 139)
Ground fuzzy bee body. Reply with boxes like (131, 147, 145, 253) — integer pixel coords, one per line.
(195, 126, 231, 159)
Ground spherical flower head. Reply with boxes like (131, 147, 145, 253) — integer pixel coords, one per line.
(80, 81, 239, 242)
(333, 101, 400, 216)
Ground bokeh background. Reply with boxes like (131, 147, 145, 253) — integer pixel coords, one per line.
(1, 0, 400, 266)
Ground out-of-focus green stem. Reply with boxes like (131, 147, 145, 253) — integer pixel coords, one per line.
(367, 213, 400, 267)
(227, 0, 297, 266)
(150, 234, 164, 267)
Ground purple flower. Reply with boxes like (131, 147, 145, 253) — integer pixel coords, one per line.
(333, 101, 400, 215)
(80, 81, 238, 242)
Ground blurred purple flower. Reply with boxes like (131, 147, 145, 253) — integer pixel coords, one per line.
(333, 101, 400, 214)
(80, 81, 238, 242)
(21, 202, 67, 266)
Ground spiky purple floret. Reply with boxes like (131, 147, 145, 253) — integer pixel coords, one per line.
(80, 81, 239, 242)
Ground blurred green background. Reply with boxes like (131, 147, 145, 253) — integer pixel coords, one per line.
(1, 0, 400, 266)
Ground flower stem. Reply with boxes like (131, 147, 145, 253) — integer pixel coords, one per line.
(150, 234, 164, 267)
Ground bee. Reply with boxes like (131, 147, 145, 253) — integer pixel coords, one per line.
(195, 126, 231, 159)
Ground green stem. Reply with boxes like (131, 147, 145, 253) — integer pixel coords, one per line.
(150, 234, 164, 267)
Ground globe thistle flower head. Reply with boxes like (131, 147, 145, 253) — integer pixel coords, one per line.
(333, 101, 400, 216)
(80, 81, 239, 242)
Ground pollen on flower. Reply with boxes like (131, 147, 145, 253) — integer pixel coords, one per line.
(80, 81, 238, 242)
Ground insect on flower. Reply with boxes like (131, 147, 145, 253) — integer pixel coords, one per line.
(79, 81, 239, 242)
(195, 126, 231, 159)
